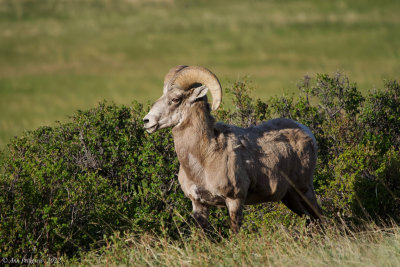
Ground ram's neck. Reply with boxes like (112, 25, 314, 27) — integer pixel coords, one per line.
(172, 101, 216, 176)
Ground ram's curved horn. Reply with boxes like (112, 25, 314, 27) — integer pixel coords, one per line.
(169, 66, 222, 110)
(163, 65, 188, 94)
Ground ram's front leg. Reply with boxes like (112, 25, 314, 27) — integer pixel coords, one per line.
(226, 198, 244, 234)
(192, 200, 210, 231)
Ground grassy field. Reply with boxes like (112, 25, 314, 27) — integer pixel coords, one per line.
(1, 0, 400, 148)
(67, 223, 400, 266)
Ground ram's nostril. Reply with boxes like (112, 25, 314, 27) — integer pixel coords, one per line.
(143, 118, 149, 124)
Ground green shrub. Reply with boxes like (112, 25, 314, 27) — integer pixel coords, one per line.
(0, 102, 190, 258)
(354, 148, 400, 221)
(1, 74, 399, 259)
(362, 80, 400, 152)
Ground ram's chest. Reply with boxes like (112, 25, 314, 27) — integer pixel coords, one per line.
(180, 153, 229, 206)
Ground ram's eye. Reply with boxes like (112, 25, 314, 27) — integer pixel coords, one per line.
(171, 98, 180, 103)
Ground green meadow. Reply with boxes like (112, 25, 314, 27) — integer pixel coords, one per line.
(1, 0, 399, 148)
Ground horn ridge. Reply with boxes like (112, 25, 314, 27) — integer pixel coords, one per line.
(163, 65, 188, 94)
(170, 66, 222, 110)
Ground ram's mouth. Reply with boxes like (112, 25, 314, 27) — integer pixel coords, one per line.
(145, 124, 158, 134)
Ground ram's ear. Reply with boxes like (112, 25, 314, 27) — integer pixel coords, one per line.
(189, 85, 209, 104)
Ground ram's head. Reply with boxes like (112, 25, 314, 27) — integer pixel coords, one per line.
(143, 66, 222, 133)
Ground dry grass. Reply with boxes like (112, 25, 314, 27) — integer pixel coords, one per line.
(66, 221, 400, 266)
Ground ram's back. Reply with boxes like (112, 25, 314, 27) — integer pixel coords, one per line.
(214, 118, 317, 202)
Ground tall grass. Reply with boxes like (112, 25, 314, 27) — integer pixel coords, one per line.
(67, 221, 400, 266)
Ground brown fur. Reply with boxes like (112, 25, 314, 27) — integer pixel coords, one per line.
(171, 100, 322, 232)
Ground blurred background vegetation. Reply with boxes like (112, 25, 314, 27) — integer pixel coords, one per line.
(1, 0, 400, 148)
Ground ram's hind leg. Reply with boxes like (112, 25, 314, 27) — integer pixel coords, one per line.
(282, 189, 310, 217)
(303, 188, 323, 221)
(282, 188, 322, 221)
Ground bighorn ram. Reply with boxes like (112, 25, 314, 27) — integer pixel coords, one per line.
(143, 66, 322, 233)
